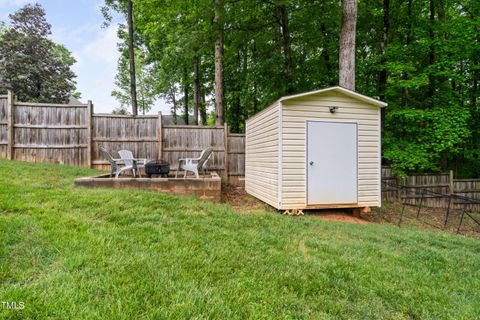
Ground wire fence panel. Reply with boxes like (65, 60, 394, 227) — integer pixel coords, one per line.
(382, 179, 480, 236)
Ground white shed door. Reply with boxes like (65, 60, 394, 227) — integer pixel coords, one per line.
(307, 121, 358, 205)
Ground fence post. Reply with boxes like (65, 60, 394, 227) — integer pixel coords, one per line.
(6, 90, 14, 160)
(396, 177, 402, 203)
(224, 123, 229, 182)
(86, 100, 93, 168)
(157, 112, 163, 160)
(449, 170, 454, 194)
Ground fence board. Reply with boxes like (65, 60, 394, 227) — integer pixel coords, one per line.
(162, 126, 225, 175)
(227, 134, 245, 176)
(0, 97, 7, 158)
(91, 115, 159, 170)
(12, 102, 88, 166)
(454, 180, 480, 207)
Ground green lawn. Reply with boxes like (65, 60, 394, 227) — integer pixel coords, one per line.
(0, 160, 479, 319)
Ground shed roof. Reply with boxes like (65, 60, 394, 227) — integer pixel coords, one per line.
(246, 86, 387, 124)
(280, 86, 387, 107)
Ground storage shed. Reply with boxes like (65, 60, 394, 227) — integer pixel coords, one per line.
(245, 86, 387, 211)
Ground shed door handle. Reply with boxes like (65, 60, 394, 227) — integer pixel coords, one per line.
(309, 161, 314, 165)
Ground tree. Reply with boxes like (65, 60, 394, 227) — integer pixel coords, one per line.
(131, 0, 480, 177)
(193, 56, 201, 125)
(112, 105, 129, 114)
(134, 0, 214, 125)
(378, 0, 389, 101)
(0, 4, 77, 102)
(102, 0, 138, 115)
(214, 0, 225, 125)
(339, 0, 357, 91)
(126, 0, 138, 115)
(278, 3, 294, 94)
(378, 0, 477, 176)
(160, 84, 179, 124)
(111, 46, 156, 115)
(182, 68, 190, 125)
(52, 44, 81, 99)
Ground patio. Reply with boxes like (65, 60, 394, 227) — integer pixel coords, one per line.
(74, 172, 222, 201)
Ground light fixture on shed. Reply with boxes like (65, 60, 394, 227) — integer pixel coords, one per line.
(329, 106, 338, 113)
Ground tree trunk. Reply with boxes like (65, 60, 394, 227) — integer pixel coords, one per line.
(252, 42, 258, 115)
(171, 90, 178, 125)
(214, 0, 225, 126)
(253, 81, 258, 114)
(473, 56, 478, 108)
(438, 0, 446, 37)
(339, 0, 357, 91)
(200, 92, 207, 125)
(379, 0, 389, 141)
(242, 47, 248, 128)
(231, 50, 242, 133)
(274, 23, 281, 57)
(193, 56, 200, 125)
(460, 61, 464, 108)
(406, 0, 412, 46)
(473, 16, 479, 109)
(428, 0, 435, 108)
(437, 0, 449, 94)
(233, 94, 240, 133)
(138, 73, 146, 115)
(127, 0, 138, 115)
(402, 0, 413, 107)
(183, 70, 189, 125)
(279, 5, 293, 94)
(378, 0, 389, 101)
(320, 23, 334, 86)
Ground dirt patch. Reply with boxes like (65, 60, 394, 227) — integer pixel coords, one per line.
(221, 185, 275, 214)
(222, 186, 370, 223)
(307, 210, 370, 224)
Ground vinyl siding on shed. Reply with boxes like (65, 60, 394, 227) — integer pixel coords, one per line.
(281, 91, 381, 209)
(245, 103, 279, 208)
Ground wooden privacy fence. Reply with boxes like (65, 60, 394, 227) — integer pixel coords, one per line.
(382, 167, 480, 211)
(0, 92, 91, 166)
(0, 94, 9, 158)
(0, 93, 245, 185)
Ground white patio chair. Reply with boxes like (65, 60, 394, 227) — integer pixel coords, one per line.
(99, 147, 122, 178)
(116, 149, 149, 178)
(176, 147, 213, 178)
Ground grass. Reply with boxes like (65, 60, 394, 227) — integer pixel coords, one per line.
(0, 159, 479, 319)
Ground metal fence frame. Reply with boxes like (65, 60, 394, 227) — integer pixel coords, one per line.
(381, 180, 480, 235)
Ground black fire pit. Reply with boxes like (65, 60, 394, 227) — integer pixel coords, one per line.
(145, 160, 170, 177)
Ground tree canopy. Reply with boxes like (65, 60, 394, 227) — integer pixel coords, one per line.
(121, 0, 479, 177)
(0, 4, 78, 103)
